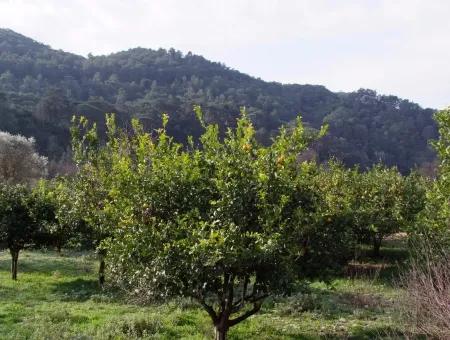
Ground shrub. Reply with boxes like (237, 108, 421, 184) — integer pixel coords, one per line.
(400, 249, 450, 338)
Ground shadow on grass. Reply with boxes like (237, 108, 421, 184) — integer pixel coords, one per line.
(231, 318, 405, 340)
(345, 261, 406, 287)
(272, 281, 396, 323)
(51, 278, 101, 301)
(346, 240, 410, 287)
(0, 250, 95, 277)
(0, 256, 12, 271)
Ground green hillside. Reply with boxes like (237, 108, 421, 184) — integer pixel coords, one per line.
(0, 28, 437, 172)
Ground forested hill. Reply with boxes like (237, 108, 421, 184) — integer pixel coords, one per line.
(0, 28, 437, 173)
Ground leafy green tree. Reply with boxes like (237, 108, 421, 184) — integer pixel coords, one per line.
(70, 114, 126, 286)
(0, 183, 53, 280)
(417, 108, 450, 249)
(355, 164, 410, 257)
(402, 171, 427, 229)
(33, 179, 81, 253)
(70, 107, 352, 339)
(33, 88, 72, 124)
(304, 161, 357, 274)
(0, 184, 32, 279)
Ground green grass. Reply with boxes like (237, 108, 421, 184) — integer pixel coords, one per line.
(0, 244, 407, 339)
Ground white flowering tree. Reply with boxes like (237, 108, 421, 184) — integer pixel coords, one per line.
(0, 131, 47, 184)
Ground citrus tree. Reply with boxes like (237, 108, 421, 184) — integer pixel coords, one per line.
(0, 183, 54, 279)
(353, 164, 424, 257)
(70, 115, 122, 285)
(69, 107, 357, 339)
(303, 161, 357, 275)
(32, 179, 85, 253)
(417, 108, 450, 249)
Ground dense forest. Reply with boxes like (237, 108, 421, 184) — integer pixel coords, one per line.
(0, 28, 438, 173)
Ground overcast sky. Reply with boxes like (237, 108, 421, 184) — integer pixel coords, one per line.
(0, 0, 449, 109)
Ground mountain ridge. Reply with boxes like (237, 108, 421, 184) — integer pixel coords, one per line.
(0, 28, 438, 173)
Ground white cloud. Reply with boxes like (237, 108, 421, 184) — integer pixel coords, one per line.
(0, 0, 449, 108)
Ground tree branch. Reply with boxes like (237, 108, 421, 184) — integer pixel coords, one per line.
(241, 275, 249, 305)
(201, 300, 218, 323)
(225, 273, 235, 314)
(193, 293, 218, 323)
(229, 300, 265, 327)
(220, 272, 230, 311)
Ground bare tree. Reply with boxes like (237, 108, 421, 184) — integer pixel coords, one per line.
(0, 131, 47, 184)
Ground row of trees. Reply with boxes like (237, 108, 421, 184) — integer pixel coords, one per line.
(0, 108, 428, 339)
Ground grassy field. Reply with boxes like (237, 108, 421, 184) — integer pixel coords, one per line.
(0, 241, 408, 339)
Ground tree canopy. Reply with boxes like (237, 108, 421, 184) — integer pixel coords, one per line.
(417, 108, 450, 248)
(0, 183, 54, 279)
(0, 130, 47, 184)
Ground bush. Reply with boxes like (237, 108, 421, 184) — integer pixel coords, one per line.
(400, 248, 450, 338)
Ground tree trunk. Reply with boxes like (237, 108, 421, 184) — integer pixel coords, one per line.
(214, 327, 227, 340)
(98, 249, 106, 287)
(373, 236, 382, 258)
(214, 316, 229, 340)
(10, 249, 19, 280)
(56, 243, 62, 255)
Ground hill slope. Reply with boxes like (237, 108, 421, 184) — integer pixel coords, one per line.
(0, 28, 437, 172)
